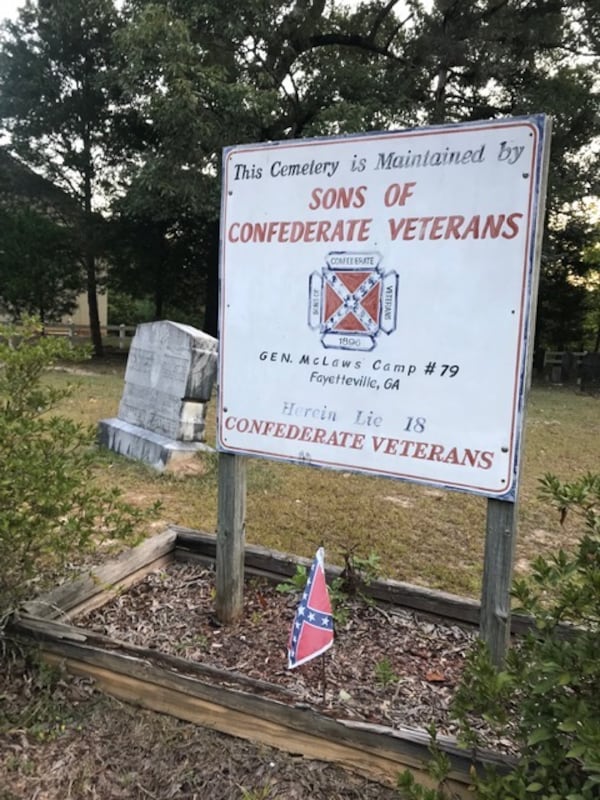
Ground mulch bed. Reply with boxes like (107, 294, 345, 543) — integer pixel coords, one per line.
(77, 561, 478, 739)
(2, 560, 518, 798)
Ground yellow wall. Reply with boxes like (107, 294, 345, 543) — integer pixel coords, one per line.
(67, 292, 108, 328)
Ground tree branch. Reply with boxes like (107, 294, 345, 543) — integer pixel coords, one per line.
(306, 32, 406, 63)
(368, 0, 403, 41)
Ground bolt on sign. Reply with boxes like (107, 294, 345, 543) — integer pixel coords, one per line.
(217, 116, 550, 501)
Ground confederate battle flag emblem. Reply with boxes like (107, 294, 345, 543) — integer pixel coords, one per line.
(308, 251, 398, 351)
(288, 547, 334, 669)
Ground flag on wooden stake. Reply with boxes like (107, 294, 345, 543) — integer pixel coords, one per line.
(288, 547, 334, 669)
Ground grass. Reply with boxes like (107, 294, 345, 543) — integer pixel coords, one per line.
(47, 356, 599, 598)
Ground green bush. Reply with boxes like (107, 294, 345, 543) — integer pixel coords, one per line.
(107, 290, 154, 326)
(399, 473, 600, 800)
(0, 317, 153, 626)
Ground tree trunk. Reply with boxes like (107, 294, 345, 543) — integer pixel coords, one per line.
(152, 235, 166, 320)
(203, 220, 220, 337)
(154, 284, 164, 320)
(82, 131, 103, 357)
(432, 64, 448, 124)
(204, 261, 218, 337)
(86, 249, 103, 357)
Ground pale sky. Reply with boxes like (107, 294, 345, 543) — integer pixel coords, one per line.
(0, 0, 21, 22)
(0, 0, 381, 25)
(0, 0, 20, 23)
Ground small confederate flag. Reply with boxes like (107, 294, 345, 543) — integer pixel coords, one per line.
(288, 547, 334, 669)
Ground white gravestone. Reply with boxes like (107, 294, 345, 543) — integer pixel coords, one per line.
(98, 321, 217, 470)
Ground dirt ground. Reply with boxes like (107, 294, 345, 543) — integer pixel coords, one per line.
(0, 649, 402, 800)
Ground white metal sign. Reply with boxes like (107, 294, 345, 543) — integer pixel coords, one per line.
(217, 116, 550, 499)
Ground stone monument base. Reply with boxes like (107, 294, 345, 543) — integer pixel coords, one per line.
(98, 418, 213, 472)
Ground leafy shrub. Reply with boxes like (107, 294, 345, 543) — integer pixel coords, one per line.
(275, 565, 308, 595)
(107, 290, 154, 326)
(399, 473, 600, 800)
(276, 548, 381, 627)
(0, 317, 153, 626)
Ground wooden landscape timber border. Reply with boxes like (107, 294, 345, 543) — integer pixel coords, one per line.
(10, 527, 518, 794)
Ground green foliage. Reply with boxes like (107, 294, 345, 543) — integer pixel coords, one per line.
(399, 473, 600, 799)
(239, 784, 277, 800)
(335, 547, 379, 597)
(327, 577, 351, 626)
(536, 210, 600, 350)
(107, 290, 155, 326)
(1, 1, 599, 347)
(374, 657, 398, 687)
(326, 548, 379, 624)
(275, 563, 345, 624)
(0, 0, 125, 354)
(275, 565, 307, 595)
(0, 317, 154, 625)
(112, 1, 599, 346)
(581, 260, 600, 353)
(397, 725, 454, 800)
(339, 548, 381, 593)
(275, 549, 380, 625)
(453, 474, 600, 799)
(0, 206, 82, 323)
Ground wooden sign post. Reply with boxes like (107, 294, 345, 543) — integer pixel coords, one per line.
(481, 499, 519, 666)
(216, 451, 246, 623)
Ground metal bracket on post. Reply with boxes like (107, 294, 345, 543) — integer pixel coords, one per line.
(480, 498, 518, 667)
(216, 451, 247, 624)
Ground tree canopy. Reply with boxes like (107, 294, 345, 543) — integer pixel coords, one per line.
(0, 206, 81, 321)
(0, 0, 598, 348)
(0, 0, 124, 353)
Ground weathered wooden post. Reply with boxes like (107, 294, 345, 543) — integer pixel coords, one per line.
(480, 499, 518, 667)
(478, 121, 551, 666)
(216, 451, 247, 623)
